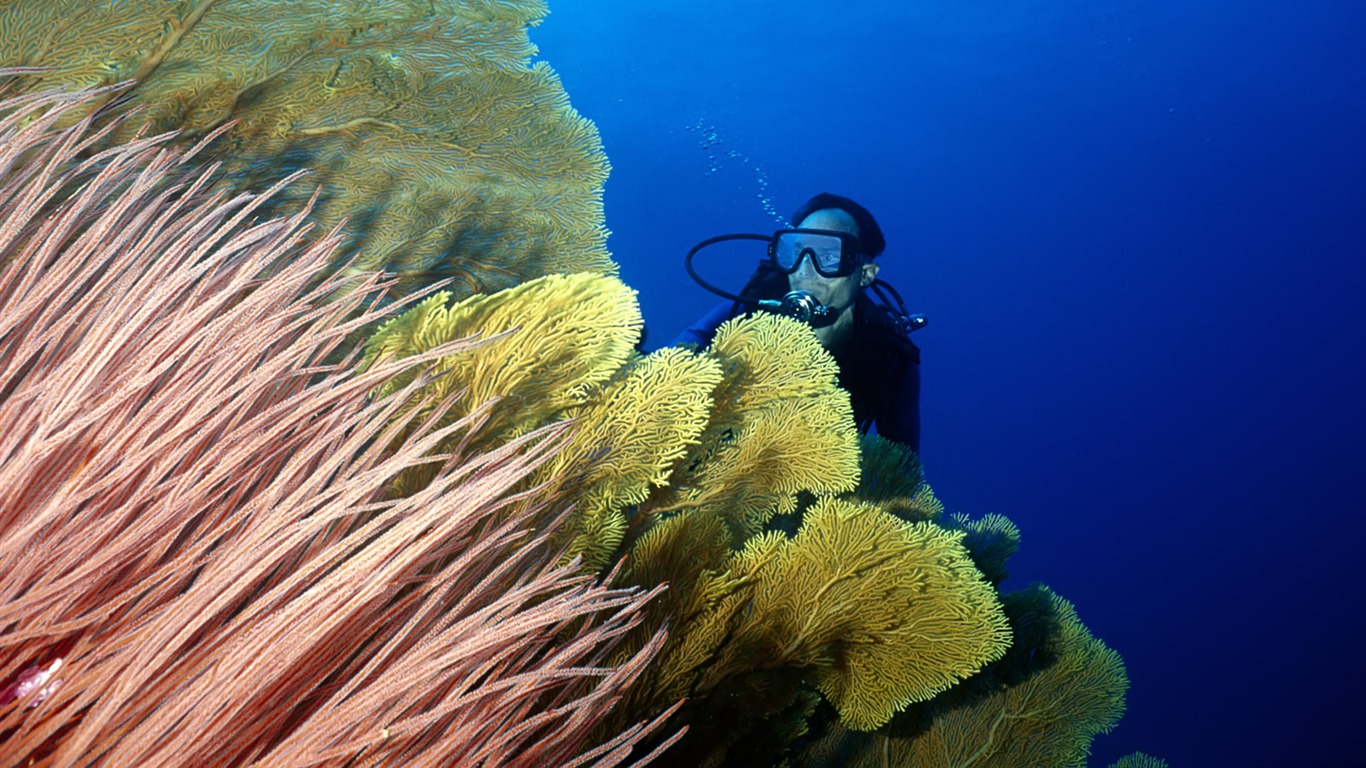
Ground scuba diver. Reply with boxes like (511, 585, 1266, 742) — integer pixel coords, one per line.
(675, 192, 926, 453)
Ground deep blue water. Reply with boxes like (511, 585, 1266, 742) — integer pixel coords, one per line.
(532, 2, 1366, 766)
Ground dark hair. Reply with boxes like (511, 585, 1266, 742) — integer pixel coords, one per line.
(790, 192, 887, 258)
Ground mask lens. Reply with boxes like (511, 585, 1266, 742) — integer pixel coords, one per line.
(773, 231, 850, 276)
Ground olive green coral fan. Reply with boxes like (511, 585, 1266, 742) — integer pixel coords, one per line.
(0, 0, 612, 298)
(850, 434, 944, 523)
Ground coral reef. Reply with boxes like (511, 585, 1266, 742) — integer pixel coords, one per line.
(0, 2, 1148, 763)
(0, 84, 668, 767)
(368, 290, 1020, 766)
(0, 0, 613, 300)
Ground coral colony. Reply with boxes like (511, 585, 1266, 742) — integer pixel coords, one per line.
(1, 2, 1157, 766)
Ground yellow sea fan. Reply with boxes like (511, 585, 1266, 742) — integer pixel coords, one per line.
(799, 585, 1129, 768)
(672, 390, 857, 540)
(707, 312, 841, 412)
(527, 346, 722, 570)
(605, 511, 744, 719)
(643, 313, 861, 541)
(650, 586, 750, 708)
(909, 586, 1128, 767)
(729, 392, 860, 497)
(363, 291, 458, 380)
(559, 498, 628, 575)
(620, 511, 735, 624)
(741, 498, 1013, 731)
(364, 272, 641, 442)
(548, 346, 724, 510)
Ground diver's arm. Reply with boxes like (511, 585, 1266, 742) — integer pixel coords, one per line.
(671, 301, 734, 348)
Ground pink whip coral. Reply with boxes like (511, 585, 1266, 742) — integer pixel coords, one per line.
(0, 81, 673, 767)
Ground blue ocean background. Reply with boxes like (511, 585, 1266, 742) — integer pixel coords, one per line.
(531, 2, 1365, 767)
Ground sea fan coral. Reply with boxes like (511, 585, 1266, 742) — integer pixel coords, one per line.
(0, 82, 670, 768)
(1109, 753, 1170, 768)
(643, 313, 864, 545)
(361, 293, 1019, 766)
(796, 585, 1128, 768)
(0, 0, 613, 300)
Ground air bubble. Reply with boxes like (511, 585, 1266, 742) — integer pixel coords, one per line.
(686, 120, 784, 224)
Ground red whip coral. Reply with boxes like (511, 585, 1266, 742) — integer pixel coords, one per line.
(0, 81, 674, 767)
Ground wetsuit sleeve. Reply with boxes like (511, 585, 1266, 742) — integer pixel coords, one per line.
(877, 356, 921, 454)
(671, 301, 734, 348)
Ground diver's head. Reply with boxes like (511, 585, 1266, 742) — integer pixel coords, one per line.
(780, 196, 882, 314)
(790, 193, 886, 258)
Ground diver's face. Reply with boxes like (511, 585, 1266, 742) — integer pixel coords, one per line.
(787, 208, 877, 309)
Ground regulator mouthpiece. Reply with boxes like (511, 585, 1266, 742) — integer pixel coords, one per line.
(758, 290, 841, 329)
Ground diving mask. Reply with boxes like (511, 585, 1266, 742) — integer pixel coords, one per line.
(683, 228, 926, 334)
(768, 228, 866, 278)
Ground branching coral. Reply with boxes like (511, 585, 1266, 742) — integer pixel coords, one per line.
(0, 83, 669, 768)
(0, 0, 613, 300)
(743, 499, 1012, 730)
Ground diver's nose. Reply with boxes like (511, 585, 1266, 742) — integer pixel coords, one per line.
(792, 250, 818, 277)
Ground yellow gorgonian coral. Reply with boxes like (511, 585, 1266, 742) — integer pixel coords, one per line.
(643, 313, 861, 542)
(604, 510, 742, 716)
(910, 586, 1127, 767)
(795, 585, 1128, 768)
(360, 273, 639, 498)
(729, 498, 1012, 731)
(707, 311, 843, 412)
(543, 347, 724, 568)
(599, 496, 1012, 762)
(550, 347, 724, 509)
(364, 272, 640, 438)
